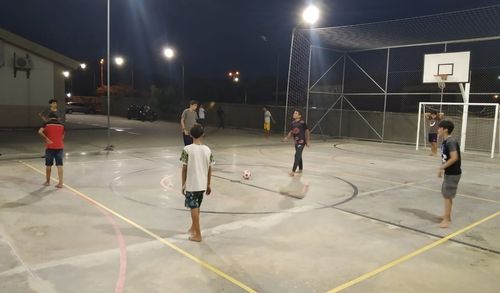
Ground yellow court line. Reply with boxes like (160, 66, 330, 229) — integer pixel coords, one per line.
(327, 210, 500, 293)
(20, 161, 257, 293)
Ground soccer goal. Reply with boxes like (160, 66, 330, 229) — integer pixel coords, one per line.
(416, 102, 500, 158)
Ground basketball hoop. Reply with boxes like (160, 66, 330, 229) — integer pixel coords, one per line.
(434, 74, 449, 90)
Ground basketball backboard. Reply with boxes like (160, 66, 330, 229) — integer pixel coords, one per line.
(423, 51, 470, 83)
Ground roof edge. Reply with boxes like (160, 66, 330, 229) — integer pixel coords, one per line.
(0, 27, 80, 69)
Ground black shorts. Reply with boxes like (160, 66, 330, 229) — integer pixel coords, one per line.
(428, 133, 438, 143)
(184, 191, 204, 209)
(183, 133, 193, 146)
(45, 149, 63, 166)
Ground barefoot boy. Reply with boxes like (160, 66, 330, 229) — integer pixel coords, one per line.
(38, 113, 65, 188)
(180, 124, 214, 242)
(425, 109, 444, 156)
(437, 120, 461, 228)
(283, 110, 310, 176)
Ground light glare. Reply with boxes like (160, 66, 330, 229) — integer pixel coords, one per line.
(302, 5, 320, 25)
(164, 48, 175, 59)
(114, 57, 125, 66)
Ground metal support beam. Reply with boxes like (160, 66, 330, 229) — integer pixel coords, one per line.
(284, 28, 296, 136)
(347, 55, 386, 93)
(306, 45, 312, 124)
(309, 54, 344, 91)
(343, 97, 383, 140)
(381, 48, 390, 141)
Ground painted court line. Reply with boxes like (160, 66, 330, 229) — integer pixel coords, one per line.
(20, 161, 257, 293)
(412, 184, 500, 205)
(326, 210, 500, 293)
(338, 171, 500, 205)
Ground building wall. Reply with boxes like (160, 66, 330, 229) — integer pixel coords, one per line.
(0, 41, 59, 127)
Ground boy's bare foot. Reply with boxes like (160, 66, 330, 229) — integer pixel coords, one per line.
(43, 182, 50, 186)
(289, 172, 296, 177)
(55, 184, 63, 188)
(188, 235, 202, 242)
(439, 220, 450, 228)
(188, 228, 195, 236)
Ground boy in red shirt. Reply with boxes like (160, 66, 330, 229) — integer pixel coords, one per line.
(38, 113, 65, 188)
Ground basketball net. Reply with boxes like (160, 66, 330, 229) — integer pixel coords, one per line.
(435, 74, 449, 90)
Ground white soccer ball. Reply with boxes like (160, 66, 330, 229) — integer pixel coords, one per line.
(242, 170, 252, 180)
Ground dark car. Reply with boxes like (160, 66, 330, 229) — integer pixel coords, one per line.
(66, 102, 96, 114)
(127, 105, 158, 122)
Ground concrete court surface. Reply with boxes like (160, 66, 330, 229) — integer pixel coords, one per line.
(1, 114, 499, 293)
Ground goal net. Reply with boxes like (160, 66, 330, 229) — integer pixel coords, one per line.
(416, 102, 500, 158)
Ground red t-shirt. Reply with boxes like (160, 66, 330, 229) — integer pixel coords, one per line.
(42, 121, 64, 149)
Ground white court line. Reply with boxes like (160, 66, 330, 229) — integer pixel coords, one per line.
(413, 184, 500, 205)
(336, 171, 500, 205)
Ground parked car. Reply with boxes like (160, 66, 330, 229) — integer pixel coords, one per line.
(127, 105, 158, 122)
(66, 102, 96, 114)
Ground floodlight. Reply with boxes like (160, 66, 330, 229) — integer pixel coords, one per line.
(164, 48, 175, 59)
(114, 57, 125, 66)
(302, 5, 320, 25)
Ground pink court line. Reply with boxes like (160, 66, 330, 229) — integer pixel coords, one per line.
(94, 203, 128, 293)
(20, 161, 257, 293)
(20, 162, 127, 293)
(160, 175, 175, 191)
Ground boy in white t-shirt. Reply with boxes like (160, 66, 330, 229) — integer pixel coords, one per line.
(180, 124, 214, 242)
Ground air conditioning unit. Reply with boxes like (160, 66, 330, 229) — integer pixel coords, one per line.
(13, 53, 33, 78)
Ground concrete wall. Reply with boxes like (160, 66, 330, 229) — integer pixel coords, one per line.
(0, 41, 66, 127)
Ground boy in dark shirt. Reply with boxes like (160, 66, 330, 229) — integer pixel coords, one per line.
(437, 120, 461, 228)
(38, 98, 65, 123)
(283, 110, 310, 176)
(38, 113, 65, 188)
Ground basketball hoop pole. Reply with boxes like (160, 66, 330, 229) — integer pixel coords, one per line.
(459, 82, 471, 152)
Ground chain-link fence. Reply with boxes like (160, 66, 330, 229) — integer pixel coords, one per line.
(286, 5, 500, 155)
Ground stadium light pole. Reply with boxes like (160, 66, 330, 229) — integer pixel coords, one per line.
(285, 5, 321, 135)
(163, 47, 185, 106)
(63, 71, 70, 98)
(260, 35, 280, 105)
(105, 0, 113, 151)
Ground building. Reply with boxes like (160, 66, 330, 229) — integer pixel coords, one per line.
(0, 28, 80, 127)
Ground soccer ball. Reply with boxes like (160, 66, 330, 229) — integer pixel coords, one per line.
(242, 170, 251, 180)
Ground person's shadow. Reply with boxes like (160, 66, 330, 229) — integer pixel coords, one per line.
(399, 208, 442, 223)
(279, 175, 309, 199)
(1, 187, 54, 209)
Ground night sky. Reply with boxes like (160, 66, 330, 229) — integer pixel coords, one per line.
(1, 0, 499, 90)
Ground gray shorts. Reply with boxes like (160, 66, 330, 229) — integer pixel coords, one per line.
(442, 174, 461, 199)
